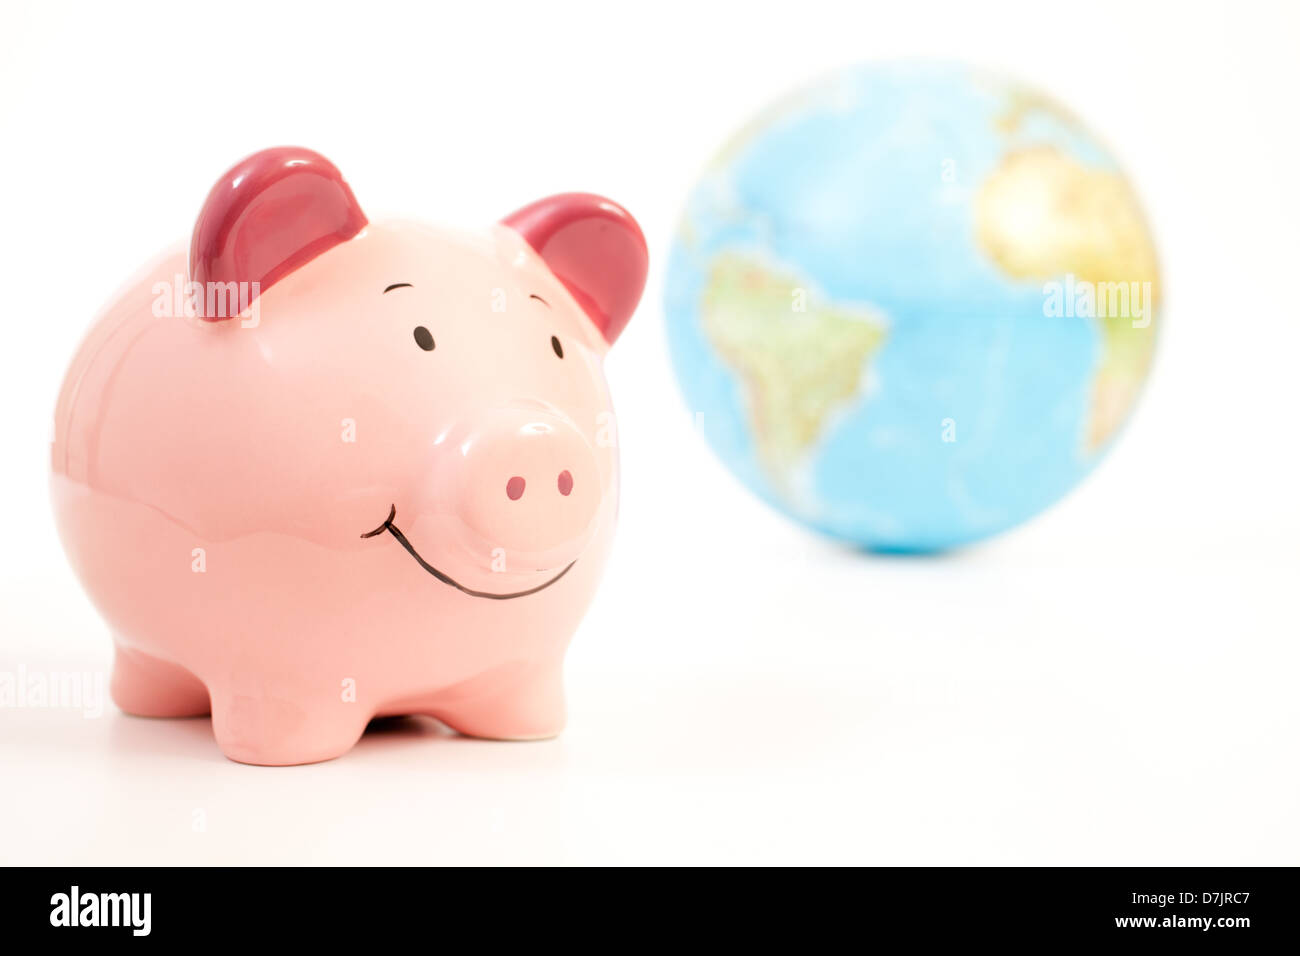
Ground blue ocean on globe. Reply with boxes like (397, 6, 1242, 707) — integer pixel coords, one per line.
(664, 61, 1160, 551)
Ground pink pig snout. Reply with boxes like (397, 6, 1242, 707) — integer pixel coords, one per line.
(448, 405, 601, 570)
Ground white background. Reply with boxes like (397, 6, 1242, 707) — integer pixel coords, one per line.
(1, 0, 1297, 865)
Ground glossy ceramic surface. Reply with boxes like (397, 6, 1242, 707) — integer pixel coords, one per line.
(51, 148, 647, 765)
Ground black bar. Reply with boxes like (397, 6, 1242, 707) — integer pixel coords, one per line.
(4, 867, 1295, 943)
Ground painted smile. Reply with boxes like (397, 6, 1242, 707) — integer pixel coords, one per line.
(361, 504, 575, 600)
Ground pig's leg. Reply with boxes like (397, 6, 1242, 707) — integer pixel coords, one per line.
(110, 643, 211, 717)
(431, 662, 566, 741)
(207, 688, 372, 766)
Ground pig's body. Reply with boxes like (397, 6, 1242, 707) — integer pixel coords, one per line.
(51, 151, 645, 765)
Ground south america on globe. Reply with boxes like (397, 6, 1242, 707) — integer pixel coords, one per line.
(664, 61, 1161, 551)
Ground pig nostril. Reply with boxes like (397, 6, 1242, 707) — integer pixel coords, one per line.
(557, 470, 573, 496)
(506, 476, 526, 500)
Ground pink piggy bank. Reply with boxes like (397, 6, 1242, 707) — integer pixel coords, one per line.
(51, 147, 647, 765)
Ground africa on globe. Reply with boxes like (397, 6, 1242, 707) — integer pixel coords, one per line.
(664, 60, 1161, 551)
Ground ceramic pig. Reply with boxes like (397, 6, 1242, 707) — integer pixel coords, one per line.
(51, 147, 647, 765)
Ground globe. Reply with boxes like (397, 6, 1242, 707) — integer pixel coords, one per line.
(665, 61, 1161, 551)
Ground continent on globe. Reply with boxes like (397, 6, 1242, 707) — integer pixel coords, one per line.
(974, 144, 1161, 450)
(700, 252, 887, 483)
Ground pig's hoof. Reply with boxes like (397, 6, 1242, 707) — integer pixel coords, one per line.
(209, 693, 371, 766)
(110, 644, 210, 718)
(434, 668, 567, 741)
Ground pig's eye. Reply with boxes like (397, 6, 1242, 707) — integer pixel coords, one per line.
(413, 326, 435, 351)
(550, 335, 564, 359)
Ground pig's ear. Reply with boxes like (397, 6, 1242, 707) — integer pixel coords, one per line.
(503, 193, 647, 345)
(189, 147, 366, 321)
